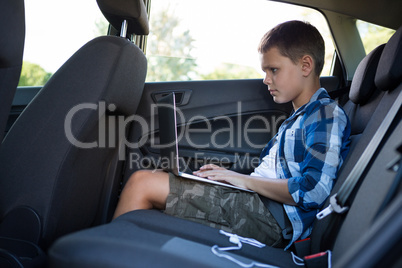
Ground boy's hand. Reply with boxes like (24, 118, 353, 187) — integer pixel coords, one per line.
(194, 164, 226, 172)
(194, 164, 295, 204)
(193, 164, 250, 189)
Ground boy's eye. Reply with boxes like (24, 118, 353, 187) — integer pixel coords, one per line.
(271, 68, 278, 73)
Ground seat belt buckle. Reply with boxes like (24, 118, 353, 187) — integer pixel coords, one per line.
(304, 251, 331, 268)
(316, 204, 333, 220)
(316, 194, 349, 220)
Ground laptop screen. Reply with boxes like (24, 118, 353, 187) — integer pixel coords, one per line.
(157, 92, 180, 175)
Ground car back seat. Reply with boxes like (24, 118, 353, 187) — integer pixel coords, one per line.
(310, 26, 402, 254)
(48, 27, 402, 268)
(308, 43, 387, 252)
(342, 44, 385, 145)
(314, 25, 402, 267)
(332, 105, 401, 267)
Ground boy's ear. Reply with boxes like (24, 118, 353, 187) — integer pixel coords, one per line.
(300, 55, 314, 77)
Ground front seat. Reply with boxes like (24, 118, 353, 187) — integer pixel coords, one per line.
(0, 0, 148, 265)
(0, 0, 25, 142)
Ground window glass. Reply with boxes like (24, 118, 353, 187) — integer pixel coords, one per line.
(19, 0, 107, 86)
(146, 0, 335, 82)
(356, 20, 395, 54)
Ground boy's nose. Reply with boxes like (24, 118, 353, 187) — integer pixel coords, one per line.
(263, 75, 272, 85)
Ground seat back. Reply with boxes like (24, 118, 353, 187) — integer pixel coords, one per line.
(0, 0, 148, 250)
(342, 44, 385, 146)
(311, 26, 402, 253)
(0, 0, 25, 142)
(332, 25, 402, 265)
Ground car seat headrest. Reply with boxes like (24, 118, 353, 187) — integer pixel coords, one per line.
(375, 25, 402, 91)
(349, 44, 385, 104)
(96, 0, 149, 36)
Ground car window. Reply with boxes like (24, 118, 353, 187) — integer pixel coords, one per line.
(356, 20, 395, 54)
(146, 0, 335, 82)
(19, 0, 107, 86)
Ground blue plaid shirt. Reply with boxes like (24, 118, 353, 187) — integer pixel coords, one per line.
(260, 88, 351, 249)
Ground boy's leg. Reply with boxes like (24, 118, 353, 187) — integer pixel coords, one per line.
(113, 170, 170, 219)
(165, 175, 285, 247)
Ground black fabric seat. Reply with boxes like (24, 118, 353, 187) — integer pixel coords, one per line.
(342, 44, 385, 144)
(48, 27, 402, 267)
(0, 0, 149, 266)
(314, 26, 402, 266)
(310, 27, 402, 253)
(307, 43, 387, 253)
(0, 0, 25, 142)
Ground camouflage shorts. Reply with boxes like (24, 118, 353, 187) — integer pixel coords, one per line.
(164, 173, 285, 247)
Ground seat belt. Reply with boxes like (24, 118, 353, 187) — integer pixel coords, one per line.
(317, 89, 402, 220)
(259, 196, 293, 240)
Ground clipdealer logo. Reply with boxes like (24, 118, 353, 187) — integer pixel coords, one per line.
(64, 101, 288, 162)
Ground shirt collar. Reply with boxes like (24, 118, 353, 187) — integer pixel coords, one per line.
(290, 88, 329, 117)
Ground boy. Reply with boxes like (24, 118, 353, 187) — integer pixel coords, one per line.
(113, 20, 351, 249)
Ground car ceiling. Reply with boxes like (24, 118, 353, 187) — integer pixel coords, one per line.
(273, 0, 402, 29)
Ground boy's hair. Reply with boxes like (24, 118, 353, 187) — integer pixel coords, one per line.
(258, 20, 325, 76)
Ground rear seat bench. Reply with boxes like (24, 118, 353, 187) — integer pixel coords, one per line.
(48, 27, 402, 268)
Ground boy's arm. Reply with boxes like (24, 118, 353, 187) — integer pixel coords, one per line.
(245, 176, 297, 205)
(286, 103, 349, 210)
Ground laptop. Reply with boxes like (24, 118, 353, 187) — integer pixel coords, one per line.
(157, 92, 253, 193)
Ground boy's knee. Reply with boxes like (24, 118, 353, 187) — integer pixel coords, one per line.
(126, 170, 169, 192)
(126, 170, 153, 188)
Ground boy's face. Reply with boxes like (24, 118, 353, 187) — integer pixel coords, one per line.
(260, 47, 310, 110)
